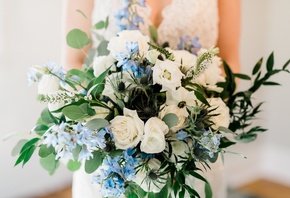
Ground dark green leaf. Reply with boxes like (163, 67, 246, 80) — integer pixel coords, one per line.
(32, 124, 49, 136)
(234, 73, 251, 80)
(162, 113, 178, 128)
(266, 52, 274, 71)
(252, 58, 263, 75)
(127, 193, 138, 198)
(188, 171, 208, 184)
(195, 91, 210, 106)
(23, 145, 36, 165)
(20, 138, 40, 154)
(85, 118, 110, 130)
(38, 145, 55, 158)
(205, 181, 213, 198)
(40, 153, 60, 175)
(263, 81, 281, 86)
(66, 29, 92, 49)
(85, 150, 103, 174)
(183, 184, 201, 198)
(67, 160, 82, 171)
(282, 59, 290, 70)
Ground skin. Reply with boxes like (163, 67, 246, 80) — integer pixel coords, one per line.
(61, 0, 240, 73)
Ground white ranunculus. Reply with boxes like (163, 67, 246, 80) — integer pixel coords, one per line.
(170, 49, 197, 74)
(93, 55, 116, 77)
(146, 49, 159, 64)
(159, 105, 188, 132)
(133, 158, 168, 193)
(208, 98, 230, 130)
(140, 117, 169, 154)
(152, 59, 184, 92)
(193, 49, 225, 92)
(110, 108, 144, 149)
(107, 30, 150, 58)
(166, 87, 196, 117)
(38, 75, 60, 94)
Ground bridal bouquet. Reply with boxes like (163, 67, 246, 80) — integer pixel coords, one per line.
(13, 1, 290, 198)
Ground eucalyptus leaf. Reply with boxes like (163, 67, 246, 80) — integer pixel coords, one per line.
(41, 108, 57, 124)
(11, 139, 28, 157)
(85, 150, 103, 174)
(97, 40, 110, 56)
(40, 153, 60, 175)
(85, 118, 110, 130)
(62, 105, 87, 120)
(95, 21, 106, 29)
(67, 160, 82, 172)
(162, 113, 178, 128)
(66, 29, 92, 49)
(38, 145, 55, 158)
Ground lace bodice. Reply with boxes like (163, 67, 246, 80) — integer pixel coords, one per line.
(92, 0, 219, 49)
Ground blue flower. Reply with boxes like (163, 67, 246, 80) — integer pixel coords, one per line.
(103, 156, 122, 175)
(126, 41, 139, 55)
(115, 52, 130, 68)
(43, 132, 58, 148)
(55, 148, 74, 160)
(27, 68, 42, 85)
(176, 130, 189, 140)
(101, 176, 125, 197)
(140, 152, 154, 159)
(78, 146, 93, 161)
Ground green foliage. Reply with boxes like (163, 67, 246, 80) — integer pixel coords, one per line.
(94, 16, 109, 30)
(66, 29, 92, 49)
(15, 138, 40, 167)
(97, 40, 110, 56)
(32, 124, 49, 136)
(38, 145, 54, 158)
(40, 108, 58, 125)
(147, 42, 174, 60)
(162, 113, 178, 128)
(40, 153, 60, 175)
(85, 150, 103, 174)
(11, 139, 28, 157)
(85, 118, 110, 130)
(62, 105, 88, 120)
(67, 160, 82, 172)
(149, 25, 158, 43)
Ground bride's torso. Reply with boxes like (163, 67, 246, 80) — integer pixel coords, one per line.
(92, 0, 218, 49)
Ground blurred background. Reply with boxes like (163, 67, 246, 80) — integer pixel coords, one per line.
(0, 0, 289, 197)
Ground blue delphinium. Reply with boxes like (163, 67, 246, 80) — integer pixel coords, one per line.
(176, 130, 189, 140)
(178, 36, 202, 55)
(101, 176, 125, 197)
(199, 129, 222, 158)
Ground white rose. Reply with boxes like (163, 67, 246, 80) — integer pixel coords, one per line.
(159, 105, 188, 132)
(146, 49, 159, 64)
(93, 55, 116, 77)
(152, 59, 184, 92)
(170, 49, 197, 74)
(110, 108, 144, 149)
(107, 30, 150, 58)
(140, 117, 169, 154)
(38, 75, 60, 94)
(193, 49, 225, 92)
(133, 158, 168, 193)
(208, 98, 230, 130)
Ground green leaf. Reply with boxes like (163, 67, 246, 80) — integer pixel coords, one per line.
(85, 150, 103, 174)
(67, 160, 82, 172)
(218, 126, 235, 134)
(234, 73, 251, 80)
(105, 16, 109, 29)
(23, 145, 36, 165)
(188, 171, 208, 184)
(62, 105, 87, 120)
(66, 29, 92, 49)
(97, 40, 110, 56)
(95, 21, 106, 29)
(38, 145, 55, 158)
(66, 69, 87, 84)
(127, 193, 138, 198)
(149, 25, 158, 43)
(41, 108, 57, 124)
(11, 139, 28, 157)
(155, 183, 168, 197)
(162, 113, 178, 128)
(183, 184, 201, 198)
(195, 91, 210, 106)
(76, 9, 88, 19)
(252, 58, 263, 75)
(20, 138, 40, 154)
(205, 181, 213, 198)
(40, 153, 60, 175)
(263, 81, 281, 86)
(32, 124, 49, 136)
(282, 59, 290, 70)
(85, 118, 110, 130)
(266, 52, 274, 71)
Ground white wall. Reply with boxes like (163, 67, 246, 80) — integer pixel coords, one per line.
(0, 1, 72, 197)
(1, 0, 290, 197)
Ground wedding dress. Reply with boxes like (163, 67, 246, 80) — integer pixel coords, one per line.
(73, 0, 226, 197)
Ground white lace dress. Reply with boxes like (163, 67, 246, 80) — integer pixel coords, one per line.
(73, 0, 226, 197)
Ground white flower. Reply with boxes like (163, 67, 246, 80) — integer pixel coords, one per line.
(38, 75, 60, 94)
(107, 30, 150, 58)
(133, 158, 168, 193)
(159, 105, 188, 132)
(152, 59, 184, 92)
(166, 87, 196, 117)
(110, 108, 144, 149)
(140, 117, 169, 154)
(146, 49, 159, 64)
(207, 98, 230, 130)
(193, 49, 225, 92)
(170, 49, 197, 74)
(168, 140, 190, 169)
(93, 55, 116, 77)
